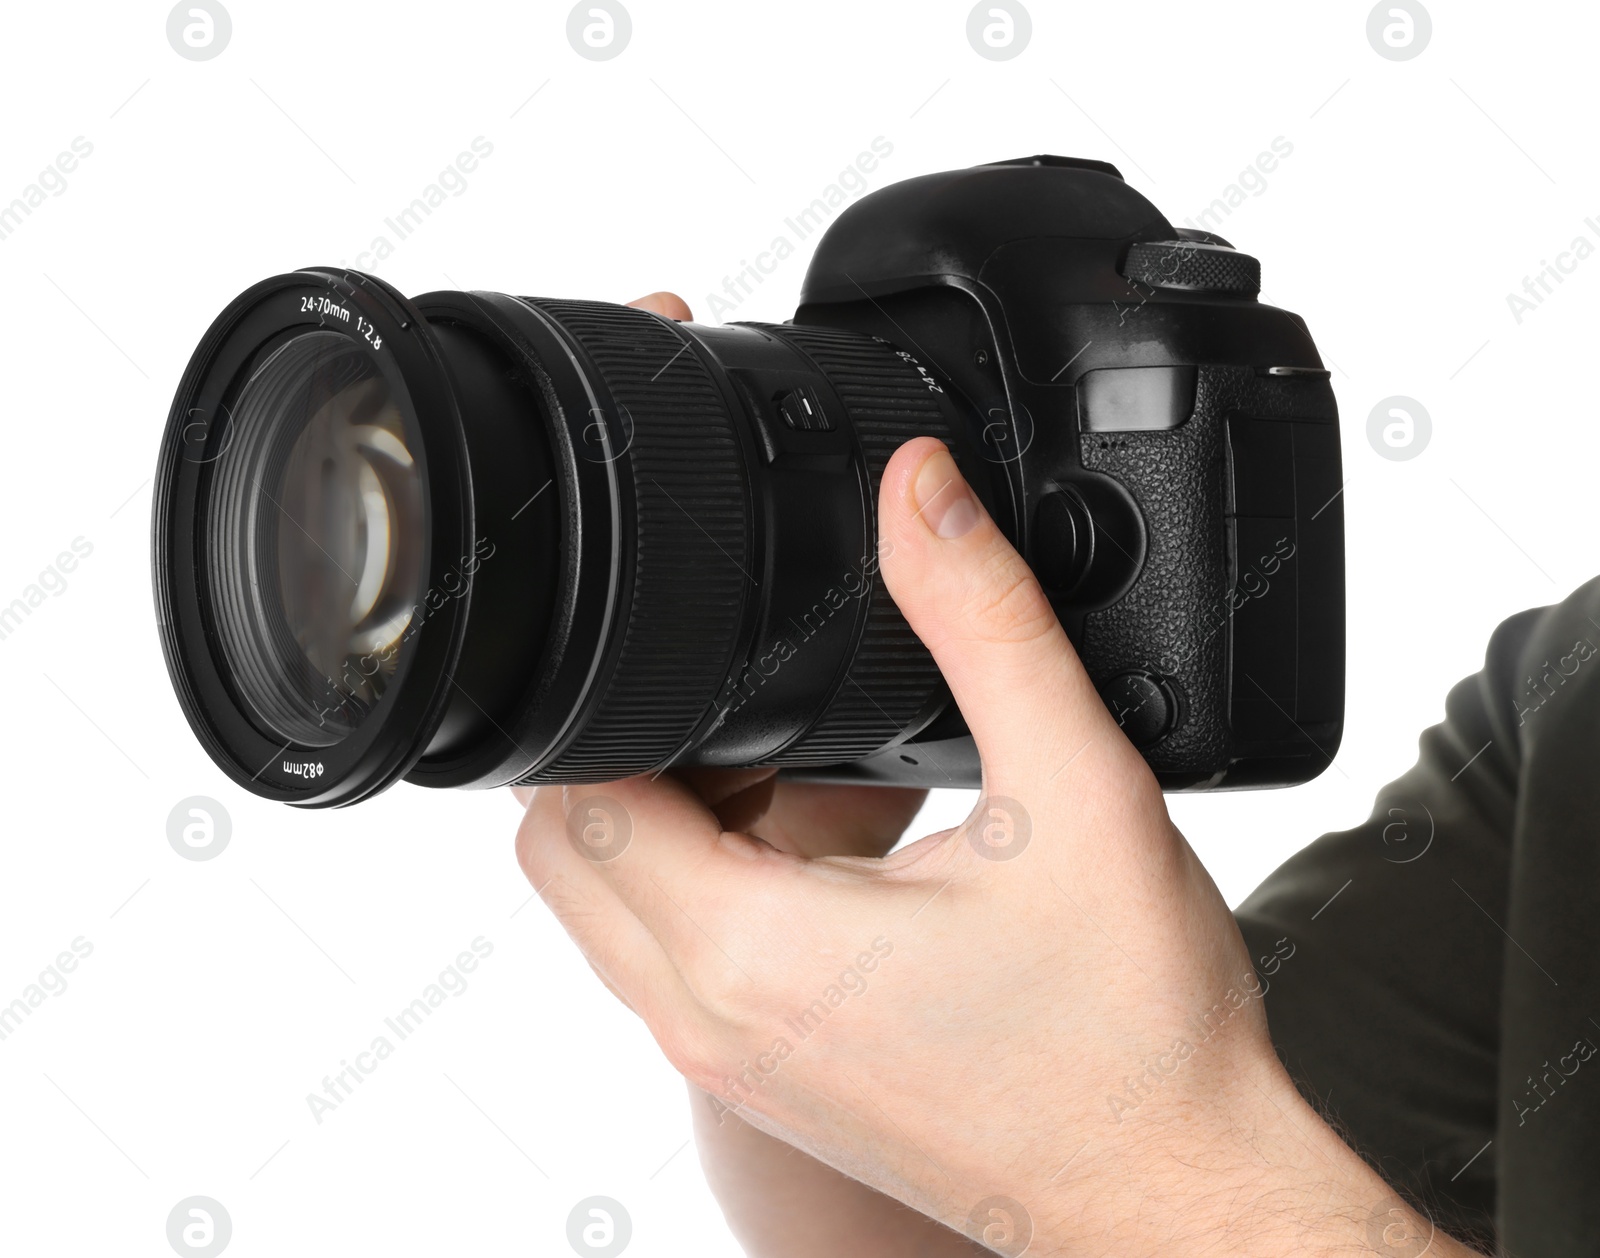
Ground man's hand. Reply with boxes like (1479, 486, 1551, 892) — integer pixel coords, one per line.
(515, 296, 1468, 1253)
(668, 768, 1003, 1256)
(516, 293, 984, 1254)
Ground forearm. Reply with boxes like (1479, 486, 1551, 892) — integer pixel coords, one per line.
(1024, 1061, 1484, 1256)
(692, 1063, 1480, 1258)
(690, 1083, 987, 1257)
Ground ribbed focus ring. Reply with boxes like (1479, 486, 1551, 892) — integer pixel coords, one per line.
(520, 299, 750, 782)
(754, 324, 954, 765)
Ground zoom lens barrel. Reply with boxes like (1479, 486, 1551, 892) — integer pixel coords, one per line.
(154, 269, 969, 805)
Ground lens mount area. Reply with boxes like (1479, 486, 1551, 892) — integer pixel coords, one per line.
(154, 269, 477, 806)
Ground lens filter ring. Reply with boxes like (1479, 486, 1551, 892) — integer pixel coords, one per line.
(153, 268, 473, 806)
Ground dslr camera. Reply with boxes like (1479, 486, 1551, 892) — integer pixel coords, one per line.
(153, 155, 1343, 806)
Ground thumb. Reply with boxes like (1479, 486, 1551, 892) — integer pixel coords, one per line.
(878, 437, 1126, 788)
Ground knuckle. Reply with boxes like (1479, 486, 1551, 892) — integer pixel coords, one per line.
(534, 876, 590, 922)
(513, 810, 548, 881)
(684, 947, 762, 1024)
(655, 1017, 729, 1094)
(514, 790, 568, 880)
(969, 551, 1058, 645)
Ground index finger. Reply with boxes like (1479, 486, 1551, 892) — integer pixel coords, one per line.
(626, 291, 694, 320)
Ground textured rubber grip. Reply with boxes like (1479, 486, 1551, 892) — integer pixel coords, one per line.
(1079, 364, 1338, 775)
(520, 299, 751, 782)
(1122, 241, 1261, 296)
(752, 324, 955, 766)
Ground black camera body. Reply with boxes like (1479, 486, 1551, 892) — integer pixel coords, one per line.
(777, 154, 1345, 790)
(154, 156, 1342, 805)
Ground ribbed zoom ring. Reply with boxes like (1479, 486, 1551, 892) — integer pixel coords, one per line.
(520, 299, 750, 783)
(754, 323, 954, 766)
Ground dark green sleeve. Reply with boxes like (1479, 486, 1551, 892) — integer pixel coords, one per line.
(1236, 602, 1547, 1243)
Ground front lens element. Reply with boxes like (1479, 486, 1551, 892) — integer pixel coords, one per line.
(207, 330, 425, 747)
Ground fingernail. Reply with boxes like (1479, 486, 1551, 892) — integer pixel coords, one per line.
(912, 448, 980, 539)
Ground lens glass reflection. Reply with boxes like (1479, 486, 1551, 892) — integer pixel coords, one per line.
(206, 330, 425, 747)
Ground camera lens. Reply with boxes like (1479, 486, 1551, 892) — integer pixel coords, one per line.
(206, 330, 425, 747)
(154, 269, 973, 805)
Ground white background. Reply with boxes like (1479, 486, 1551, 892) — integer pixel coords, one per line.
(0, 1, 1594, 1254)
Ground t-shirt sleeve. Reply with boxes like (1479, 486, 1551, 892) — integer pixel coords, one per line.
(1235, 602, 1548, 1241)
